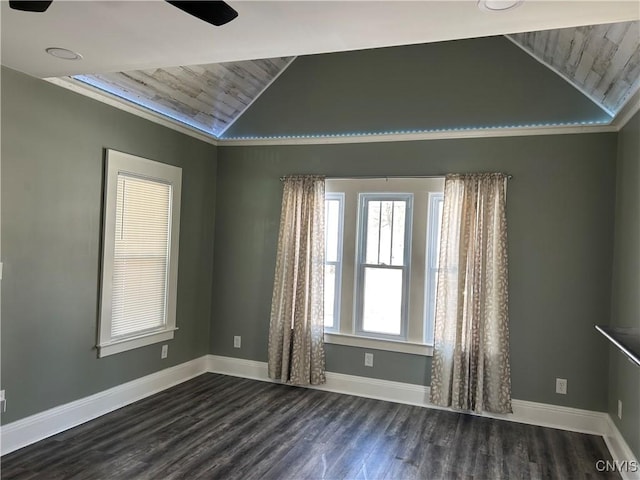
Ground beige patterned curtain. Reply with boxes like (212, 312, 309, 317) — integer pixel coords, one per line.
(268, 175, 327, 385)
(430, 173, 512, 414)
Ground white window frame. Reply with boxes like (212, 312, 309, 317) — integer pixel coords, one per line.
(324, 193, 344, 332)
(97, 149, 182, 357)
(324, 178, 444, 356)
(355, 193, 413, 341)
(424, 192, 443, 345)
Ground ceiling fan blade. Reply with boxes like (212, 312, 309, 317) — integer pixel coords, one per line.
(166, 1, 238, 27)
(9, 0, 53, 12)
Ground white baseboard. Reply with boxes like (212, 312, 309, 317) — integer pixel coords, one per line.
(206, 354, 430, 407)
(208, 355, 638, 468)
(3, 352, 637, 477)
(1, 356, 208, 456)
(208, 355, 609, 434)
(603, 416, 640, 480)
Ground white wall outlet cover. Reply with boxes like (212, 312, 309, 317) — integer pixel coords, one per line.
(617, 399, 622, 419)
(233, 336, 241, 348)
(364, 353, 374, 367)
(161, 345, 168, 359)
(555, 378, 567, 394)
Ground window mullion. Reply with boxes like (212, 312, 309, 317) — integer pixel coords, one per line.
(390, 201, 395, 265)
(376, 201, 382, 265)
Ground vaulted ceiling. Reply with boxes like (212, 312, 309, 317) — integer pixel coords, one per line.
(73, 57, 294, 137)
(2, 1, 638, 141)
(509, 21, 640, 116)
(66, 19, 640, 138)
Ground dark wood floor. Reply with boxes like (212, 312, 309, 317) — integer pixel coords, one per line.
(2, 373, 618, 479)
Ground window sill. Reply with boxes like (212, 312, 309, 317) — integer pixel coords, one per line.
(324, 332, 433, 356)
(97, 328, 177, 358)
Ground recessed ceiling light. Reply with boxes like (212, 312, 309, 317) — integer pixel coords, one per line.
(477, 0, 524, 11)
(45, 47, 83, 60)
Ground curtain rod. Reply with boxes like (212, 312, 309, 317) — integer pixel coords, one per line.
(279, 174, 513, 181)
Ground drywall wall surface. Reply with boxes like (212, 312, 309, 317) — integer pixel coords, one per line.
(213, 132, 617, 412)
(1, 67, 217, 424)
(223, 36, 609, 139)
(609, 110, 640, 457)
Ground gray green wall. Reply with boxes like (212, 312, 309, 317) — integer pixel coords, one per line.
(609, 110, 640, 458)
(1, 67, 217, 424)
(0, 41, 631, 438)
(223, 36, 610, 139)
(213, 132, 617, 411)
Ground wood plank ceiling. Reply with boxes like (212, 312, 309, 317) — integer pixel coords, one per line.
(73, 57, 294, 137)
(509, 21, 640, 115)
(70, 21, 639, 139)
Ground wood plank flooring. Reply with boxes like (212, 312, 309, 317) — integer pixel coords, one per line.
(1, 373, 619, 479)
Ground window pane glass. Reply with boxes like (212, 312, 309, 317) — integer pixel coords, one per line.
(425, 193, 444, 344)
(362, 267, 402, 335)
(365, 201, 381, 264)
(324, 264, 336, 328)
(325, 199, 340, 262)
(391, 201, 406, 266)
(432, 197, 444, 269)
(378, 201, 393, 265)
(112, 174, 171, 337)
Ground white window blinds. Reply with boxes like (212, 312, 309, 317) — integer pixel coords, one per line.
(112, 174, 171, 338)
(98, 149, 182, 358)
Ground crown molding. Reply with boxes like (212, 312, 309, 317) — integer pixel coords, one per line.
(612, 87, 640, 130)
(45, 76, 623, 149)
(217, 123, 617, 147)
(44, 77, 218, 147)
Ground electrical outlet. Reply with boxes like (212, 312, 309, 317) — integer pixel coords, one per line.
(234, 336, 241, 349)
(364, 353, 374, 367)
(555, 378, 567, 395)
(618, 400, 622, 419)
(0, 390, 6, 413)
(161, 344, 168, 359)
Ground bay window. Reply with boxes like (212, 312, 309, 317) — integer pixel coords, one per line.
(324, 178, 443, 356)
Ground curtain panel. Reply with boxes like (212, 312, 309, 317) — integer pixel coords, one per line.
(268, 175, 327, 385)
(430, 173, 512, 414)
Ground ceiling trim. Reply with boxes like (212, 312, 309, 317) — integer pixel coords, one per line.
(218, 123, 617, 147)
(44, 76, 622, 149)
(504, 35, 614, 117)
(44, 77, 218, 146)
(611, 87, 640, 130)
(217, 56, 298, 137)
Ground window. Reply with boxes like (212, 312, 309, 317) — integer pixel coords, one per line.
(324, 178, 444, 356)
(324, 193, 344, 331)
(424, 192, 444, 345)
(98, 150, 182, 357)
(356, 194, 412, 339)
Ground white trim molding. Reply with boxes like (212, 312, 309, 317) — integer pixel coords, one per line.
(44, 76, 621, 147)
(324, 332, 433, 357)
(44, 77, 218, 147)
(208, 354, 639, 475)
(604, 416, 640, 480)
(218, 123, 617, 147)
(207, 355, 610, 434)
(45, 73, 630, 148)
(612, 87, 640, 131)
(0, 356, 208, 456)
(3, 353, 637, 478)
